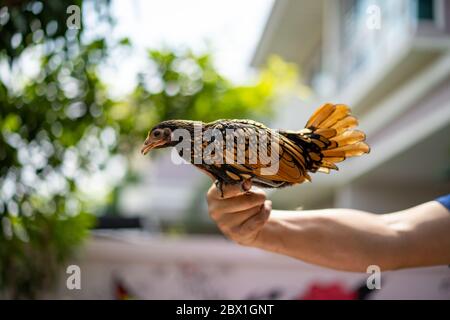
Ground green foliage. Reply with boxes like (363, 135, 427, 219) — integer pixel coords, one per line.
(0, 0, 80, 60)
(0, 0, 111, 61)
(111, 49, 289, 147)
(0, 35, 115, 297)
(0, 208, 94, 299)
(0, 0, 297, 299)
(0, 0, 115, 298)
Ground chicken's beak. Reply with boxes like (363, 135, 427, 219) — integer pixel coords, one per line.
(141, 139, 165, 155)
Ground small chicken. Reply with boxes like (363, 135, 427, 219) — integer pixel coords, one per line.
(141, 103, 370, 196)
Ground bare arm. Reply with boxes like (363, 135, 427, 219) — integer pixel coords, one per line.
(206, 182, 450, 272)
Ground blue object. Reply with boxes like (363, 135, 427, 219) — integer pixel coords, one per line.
(435, 194, 450, 211)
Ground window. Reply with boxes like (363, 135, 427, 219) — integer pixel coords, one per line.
(417, 0, 434, 20)
(337, 0, 413, 90)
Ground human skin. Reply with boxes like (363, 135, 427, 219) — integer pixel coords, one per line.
(206, 180, 450, 272)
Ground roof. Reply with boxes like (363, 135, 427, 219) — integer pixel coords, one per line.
(251, 0, 324, 68)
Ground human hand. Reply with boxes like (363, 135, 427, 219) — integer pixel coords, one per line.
(206, 180, 272, 246)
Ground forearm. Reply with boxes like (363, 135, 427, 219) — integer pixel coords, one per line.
(252, 209, 407, 272)
(207, 181, 450, 272)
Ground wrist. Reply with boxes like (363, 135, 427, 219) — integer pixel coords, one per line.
(251, 214, 284, 252)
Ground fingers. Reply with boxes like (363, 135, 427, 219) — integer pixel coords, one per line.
(219, 200, 272, 246)
(206, 179, 272, 246)
(208, 188, 266, 220)
(215, 204, 262, 231)
(207, 179, 252, 200)
(239, 200, 272, 236)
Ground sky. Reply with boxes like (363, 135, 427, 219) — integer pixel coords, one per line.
(0, 0, 275, 204)
(91, 0, 274, 97)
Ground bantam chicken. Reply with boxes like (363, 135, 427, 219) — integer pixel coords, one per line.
(141, 103, 370, 196)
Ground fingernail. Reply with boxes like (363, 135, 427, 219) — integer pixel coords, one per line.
(242, 179, 252, 191)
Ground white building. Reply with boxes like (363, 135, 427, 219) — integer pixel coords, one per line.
(121, 0, 450, 224)
(66, 1, 450, 300)
(252, 0, 450, 212)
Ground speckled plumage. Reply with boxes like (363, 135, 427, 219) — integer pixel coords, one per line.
(142, 103, 370, 194)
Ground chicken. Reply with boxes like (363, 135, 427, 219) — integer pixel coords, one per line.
(141, 103, 370, 196)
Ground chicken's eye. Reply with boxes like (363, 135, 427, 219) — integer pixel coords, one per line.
(163, 128, 171, 137)
(153, 130, 161, 138)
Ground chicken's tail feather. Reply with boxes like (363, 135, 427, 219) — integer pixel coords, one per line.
(303, 103, 370, 173)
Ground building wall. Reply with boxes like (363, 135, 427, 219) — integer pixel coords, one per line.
(52, 234, 450, 300)
(264, 0, 450, 212)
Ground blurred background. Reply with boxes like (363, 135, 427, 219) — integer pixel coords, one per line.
(0, 0, 449, 299)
